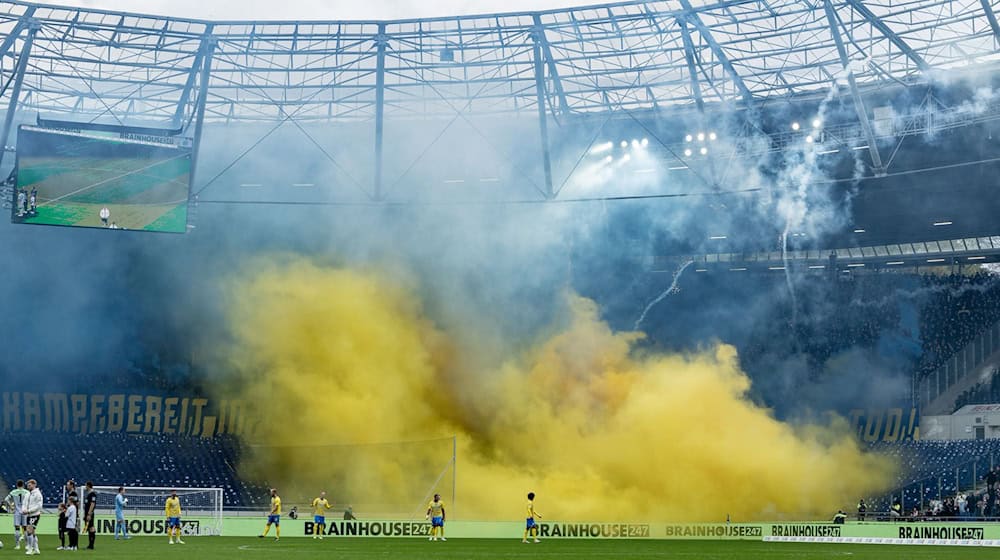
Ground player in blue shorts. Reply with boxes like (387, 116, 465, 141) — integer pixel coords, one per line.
(425, 494, 446, 541)
(164, 489, 184, 545)
(523, 492, 542, 543)
(259, 488, 282, 541)
(310, 491, 332, 539)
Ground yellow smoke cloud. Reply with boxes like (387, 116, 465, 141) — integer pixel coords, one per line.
(216, 255, 895, 522)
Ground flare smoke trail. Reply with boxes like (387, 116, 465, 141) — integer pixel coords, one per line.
(633, 260, 694, 330)
(215, 255, 894, 522)
(775, 81, 853, 325)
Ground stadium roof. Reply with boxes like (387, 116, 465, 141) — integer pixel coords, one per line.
(1, 0, 998, 123)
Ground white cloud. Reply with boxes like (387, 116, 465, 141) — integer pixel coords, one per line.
(58, 0, 603, 21)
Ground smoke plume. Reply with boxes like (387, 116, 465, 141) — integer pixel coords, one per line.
(215, 255, 894, 522)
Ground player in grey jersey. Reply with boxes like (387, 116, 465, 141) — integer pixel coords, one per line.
(4, 480, 29, 550)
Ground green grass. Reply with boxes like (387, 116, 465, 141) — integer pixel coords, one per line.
(144, 202, 188, 232)
(14, 537, 995, 559)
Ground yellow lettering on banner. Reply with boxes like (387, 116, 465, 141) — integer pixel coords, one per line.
(107, 395, 125, 432)
(190, 398, 208, 437)
(230, 401, 245, 436)
(89, 395, 106, 433)
(163, 397, 179, 434)
(863, 409, 884, 443)
(219, 401, 240, 435)
(883, 408, 903, 442)
(126, 395, 144, 433)
(43, 393, 69, 432)
(178, 398, 190, 436)
(848, 409, 864, 438)
(3, 392, 21, 431)
(145, 396, 163, 433)
(23, 393, 40, 431)
(908, 408, 920, 440)
(217, 400, 227, 435)
(201, 416, 216, 438)
(70, 394, 88, 434)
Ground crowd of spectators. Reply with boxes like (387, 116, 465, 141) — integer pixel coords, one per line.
(916, 272, 1000, 379)
(719, 271, 1000, 405)
(955, 366, 1000, 410)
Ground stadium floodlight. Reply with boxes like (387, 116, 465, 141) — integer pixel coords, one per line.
(641, 138, 649, 147)
(700, 147, 708, 155)
(684, 134, 693, 142)
(805, 135, 814, 143)
(812, 119, 822, 129)
(696, 132, 705, 142)
(684, 148, 693, 157)
(708, 132, 717, 141)
(620, 154, 632, 163)
(791, 122, 801, 131)
(631, 139, 640, 149)
(590, 141, 614, 155)
(620, 140, 628, 148)
(603, 155, 614, 163)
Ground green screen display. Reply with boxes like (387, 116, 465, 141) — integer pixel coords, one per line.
(11, 126, 192, 233)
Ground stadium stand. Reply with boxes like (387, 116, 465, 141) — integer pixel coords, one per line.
(869, 439, 1000, 516)
(917, 273, 1000, 380)
(0, 433, 262, 507)
(955, 368, 1000, 410)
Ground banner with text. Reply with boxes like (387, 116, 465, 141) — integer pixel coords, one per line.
(0, 392, 257, 437)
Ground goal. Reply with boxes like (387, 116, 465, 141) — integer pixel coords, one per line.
(81, 486, 223, 536)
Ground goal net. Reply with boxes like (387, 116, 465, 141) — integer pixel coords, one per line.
(81, 486, 223, 536)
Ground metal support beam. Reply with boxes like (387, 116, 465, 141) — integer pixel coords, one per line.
(174, 25, 214, 127)
(188, 34, 217, 190)
(676, 0, 756, 113)
(824, 0, 885, 175)
(532, 29, 555, 199)
(677, 18, 705, 113)
(844, 0, 930, 73)
(373, 24, 387, 202)
(0, 22, 37, 172)
(0, 7, 36, 61)
(981, 0, 1000, 46)
(531, 15, 568, 115)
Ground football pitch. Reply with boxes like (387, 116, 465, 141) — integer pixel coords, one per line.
(16, 537, 993, 559)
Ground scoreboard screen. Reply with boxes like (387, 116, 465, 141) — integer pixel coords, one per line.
(11, 126, 192, 233)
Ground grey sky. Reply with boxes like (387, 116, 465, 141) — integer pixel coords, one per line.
(54, 0, 606, 20)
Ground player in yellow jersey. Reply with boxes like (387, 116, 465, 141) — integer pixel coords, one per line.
(523, 492, 541, 543)
(311, 491, 332, 539)
(425, 494, 446, 542)
(259, 488, 282, 541)
(164, 490, 184, 545)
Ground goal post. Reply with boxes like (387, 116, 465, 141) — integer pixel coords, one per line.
(83, 486, 223, 536)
